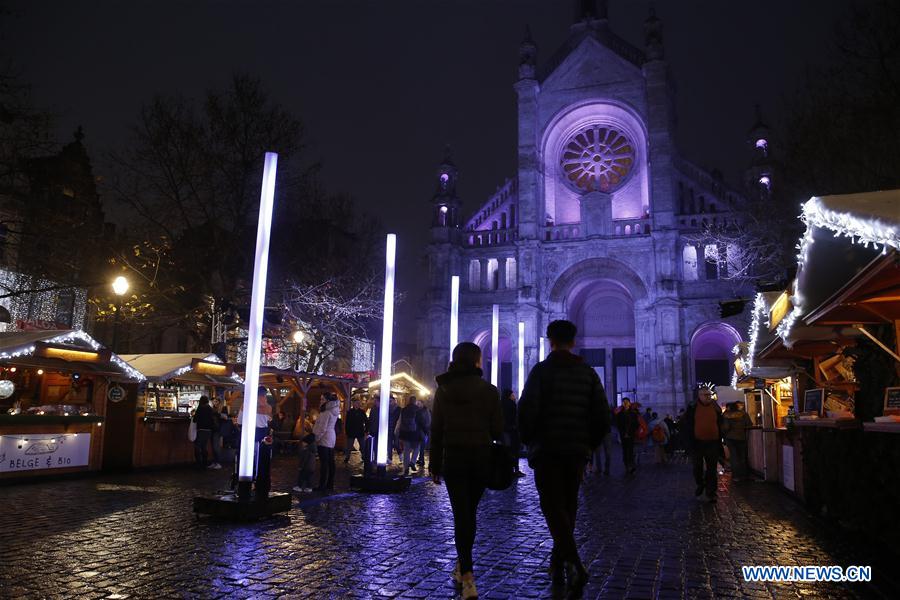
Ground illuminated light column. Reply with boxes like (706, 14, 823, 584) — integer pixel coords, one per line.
(539, 336, 546, 361)
(491, 304, 499, 386)
(449, 275, 459, 357)
(376, 233, 397, 466)
(517, 321, 525, 397)
(238, 152, 278, 482)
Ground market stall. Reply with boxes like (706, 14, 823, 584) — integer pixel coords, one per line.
(120, 353, 241, 468)
(0, 330, 145, 480)
(739, 191, 899, 543)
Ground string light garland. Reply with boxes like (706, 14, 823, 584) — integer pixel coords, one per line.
(0, 330, 145, 381)
(775, 196, 900, 346)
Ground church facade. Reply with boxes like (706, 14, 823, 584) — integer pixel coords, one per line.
(418, 4, 761, 414)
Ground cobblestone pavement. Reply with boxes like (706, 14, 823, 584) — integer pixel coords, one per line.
(0, 449, 897, 600)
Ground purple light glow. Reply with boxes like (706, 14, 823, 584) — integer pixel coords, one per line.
(440, 205, 448, 214)
(759, 175, 771, 188)
(755, 138, 767, 149)
(440, 173, 449, 183)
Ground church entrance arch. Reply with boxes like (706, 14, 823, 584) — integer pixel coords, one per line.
(472, 329, 513, 392)
(550, 258, 649, 407)
(690, 322, 742, 387)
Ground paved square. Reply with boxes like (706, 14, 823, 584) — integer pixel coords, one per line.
(0, 453, 895, 599)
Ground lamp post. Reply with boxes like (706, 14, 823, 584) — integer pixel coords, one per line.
(491, 304, 499, 387)
(292, 330, 305, 371)
(111, 276, 129, 353)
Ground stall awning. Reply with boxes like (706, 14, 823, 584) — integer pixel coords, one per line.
(804, 254, 900, 326)
(0, 330, 145, 381)
(119, 353, 241, 387)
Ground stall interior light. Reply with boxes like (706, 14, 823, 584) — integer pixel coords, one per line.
(193, 360, 229, 376)
(42, 347, 101, 362)
(37, 369, 44, 375)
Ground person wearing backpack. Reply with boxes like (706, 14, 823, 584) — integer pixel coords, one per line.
(648, 411, 669, 464)
(398, 395, 421, 476)
(431, 342, 503, 600)
(519, 320, 610, 597)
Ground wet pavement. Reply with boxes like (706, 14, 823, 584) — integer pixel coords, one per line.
(0, 448, 897, 599)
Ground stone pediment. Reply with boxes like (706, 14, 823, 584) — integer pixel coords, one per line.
(541, 34, 643, 93)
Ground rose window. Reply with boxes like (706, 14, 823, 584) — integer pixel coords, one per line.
(560, 125, 635, 193)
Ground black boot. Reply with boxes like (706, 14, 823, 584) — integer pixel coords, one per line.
(565, 562, 588, 599)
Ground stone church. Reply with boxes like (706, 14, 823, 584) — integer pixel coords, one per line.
(418, 2, 765, 414)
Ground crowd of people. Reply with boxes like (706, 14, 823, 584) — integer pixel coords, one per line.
(195, 318, 757, 600)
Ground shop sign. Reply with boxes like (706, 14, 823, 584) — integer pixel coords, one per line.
(884, 387, 900, 414)
(107, 384, 126, 403)
(0, 433, 91, 472)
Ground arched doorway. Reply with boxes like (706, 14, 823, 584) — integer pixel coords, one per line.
(472, 330, 513, 392)
(690, 322, 742, 387)
(549, 258, 649, 407)
(568, 280, 636, 406)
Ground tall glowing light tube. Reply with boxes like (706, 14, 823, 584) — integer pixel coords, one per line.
(539, 336, 546, 361)
(491, 304, 499, 386)
(376, 234, 397, 466)
(238, 152, 278, 481)
(449, 275, 459, 359)
(517, 321, 525, 397)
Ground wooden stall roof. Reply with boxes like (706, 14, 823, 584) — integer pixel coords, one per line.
(0, 329, 145, 381)
(759, 327, 860, 361)
(120, 353, 241, 387)
(804, 253, 900, 326)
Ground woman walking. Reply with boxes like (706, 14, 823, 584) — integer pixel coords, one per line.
(431, 342, 503, 600)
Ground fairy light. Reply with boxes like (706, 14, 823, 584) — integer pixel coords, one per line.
(0, 330, 145, 381)
(777, 195, 899, 345)
(743, 293, 768, 376)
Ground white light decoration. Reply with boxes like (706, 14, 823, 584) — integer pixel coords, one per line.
(491, 304, 499, 386)
(449, 275, 459, 359)
(517, 321, 525, 398)
(0, 330, 146, 381)
(0, 268, 88, 333)
(776, 195, 900, 345)
(112, 276, 129, 296)
(744, 293, 768, 376)
(376, 233, 397, 466)
(238, 152, 278, 482)
(539, 336, 546, 361)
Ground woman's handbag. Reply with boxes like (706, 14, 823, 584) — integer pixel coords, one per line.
(486, 441, 515, 491)
(188, 420, 197, 442)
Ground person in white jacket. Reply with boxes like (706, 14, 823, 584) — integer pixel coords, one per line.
(313, 393, 341, 491)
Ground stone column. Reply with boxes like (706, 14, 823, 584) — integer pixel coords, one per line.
(498, 257, 508, 290)
(480, 258, 490, 291)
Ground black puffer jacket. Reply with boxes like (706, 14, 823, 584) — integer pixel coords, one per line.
(518, 350, 611, 465)
(430, 364, 503, 476)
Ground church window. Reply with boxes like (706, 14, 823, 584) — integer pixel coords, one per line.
(704, 245, 719, 280)
(486, 259, 499, 290)
(468, 260, 481, 291)
(505, 258, 517, 289)
(682, 246, 698, 281)
(560, 125, 635, 193)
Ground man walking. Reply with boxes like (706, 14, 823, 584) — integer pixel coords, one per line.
(682, 384, 723, 502)
(519, 320, 610, 597)
(615, 398, 639, 474)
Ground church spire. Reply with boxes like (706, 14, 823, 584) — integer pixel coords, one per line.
(644, 5, 664, 61)
(518, 25, 538, 80)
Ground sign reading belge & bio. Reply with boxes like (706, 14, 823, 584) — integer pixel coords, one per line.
(0, 433, 91, 472)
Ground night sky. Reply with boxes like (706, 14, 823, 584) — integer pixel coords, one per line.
(6, 0, 847, 342)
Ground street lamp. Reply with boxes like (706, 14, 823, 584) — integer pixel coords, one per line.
(111, 276, 129, 352)
(292, 330, 305, 371)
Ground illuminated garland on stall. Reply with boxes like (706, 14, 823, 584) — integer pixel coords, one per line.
(0, 330, 145, 381)
(776, 197, 900, 346)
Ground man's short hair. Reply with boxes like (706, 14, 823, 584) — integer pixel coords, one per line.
(546, 320, 577, 345)
(451, 341, 482, 368)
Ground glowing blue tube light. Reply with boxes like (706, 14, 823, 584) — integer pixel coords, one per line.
(238, 152, 278, 481)
(491, 304, 499, 386)
(518, 321, 525, 397)
(376, 233, 396, 466)
(449, 275, 459, 359)
(539, 336, 546, 361)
